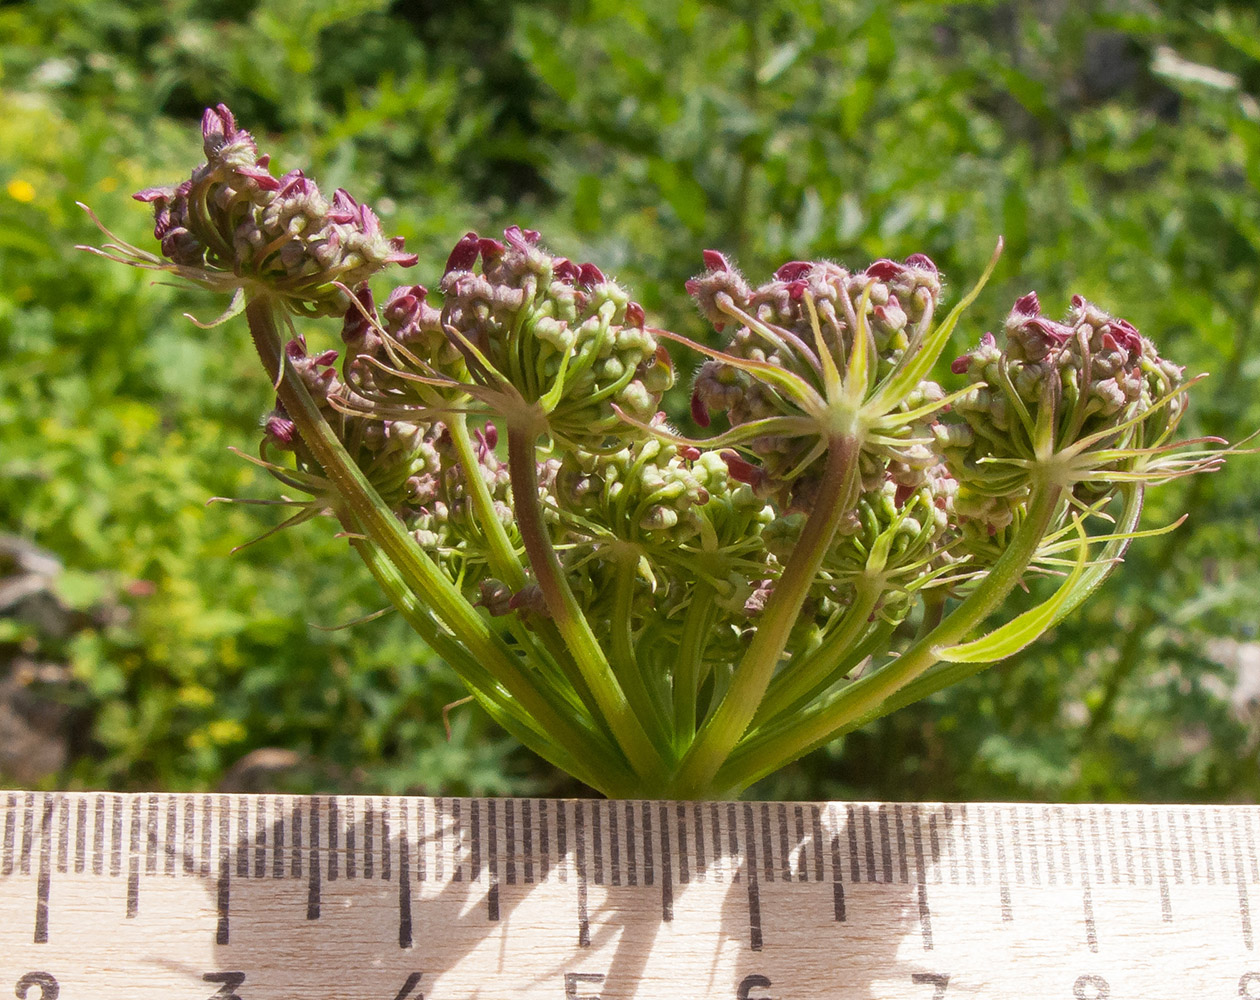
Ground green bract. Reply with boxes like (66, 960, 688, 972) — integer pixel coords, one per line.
(84, 107, 1231, 798)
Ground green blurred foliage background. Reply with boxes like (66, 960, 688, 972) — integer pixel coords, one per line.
(1, 0, 1258, 801)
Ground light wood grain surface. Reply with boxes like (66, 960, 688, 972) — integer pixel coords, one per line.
(1, 793, 1257, 998)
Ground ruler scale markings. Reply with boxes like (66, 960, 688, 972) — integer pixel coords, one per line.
(727, 802, 741, 884)
(307, 797, 321, 919)
(2, 791, 15, 875)
(538, 799, 551, 883)
(830, 823, 846, 923)
(1214, 808, 1231, 885)
(341, 798, 355, 880)
(810, 805, 824, 882)
(1167, 807, 1183, 884)
(590, 798, 603, 886)
(993, 807, 1012, 922)
(74, 797, 87, 874)
(675, 803, 689, 886)
(420, 795, 430, 881)
(56, 795, 69, 875)
(659, 802, 675, 920)
(794, 805, 807, 882)
(1247, 809, 1260, 883)
(1200, 807, 1218, 884)
(327, 798, 339, 882)
(608, 800, 620, 886)
(1074, 812, 1099, 954)
(451, 799, 462, 883)
(1009, 806, 1025, 886)
(518, 799, 531, 884)
(235, 797, 249, 879)
(623, 801, 636, 886)
(760, 803, 775, 882)
(145, 794, 158, 878)
(778, 803, 791, 882)
(1184, 808, 1201, 883)
(215, 796, 231, 945)
(960, 805, 976, 887)
(1054, 806, 1072, 886)
(398, 798, 413, 949)
(270, 796, 284, 880)
(1120, 807, 1136, 886)
(1151, 809, 1172, 922)
(365, 800, 377, 880)
(200, 794, 212, 879)
(20, 791, 35, 875)
(743, 802, 763, 952)
(693, 802, 706, 882)
(1230, 810, 1254, 950)
(93, 794, 106, 876)
(555, 800, 569, 884)
(381, 799, 392, 882)
(860, 806, 875, 883)
(165, 796, 177, 876)
(894, 805, 909, 884)
(290, 798, 302, 879)
(709, 802, 723, 882)
(878, 804, 894, 884)
(847, 805, 861, 882)
(180, 795, 194, 877)
(575, 802, 590, 945)
(33, 794, 53, 943)
(504, 798, 517, 886)
(470, 798, 482, 885)
(487, 799, 500, 919)
(1136, 809, 1153, 887)
(929, 812, 944, 885)
(431, 797, 442, 882)
(126, 796, 142, 917)
(1042, 806, 1057, 886)
(975, 805, 991, 888)
(911, 805, 933, 950)
(1102, 810, 1119, 884)
(1088, 810, 1105, 884)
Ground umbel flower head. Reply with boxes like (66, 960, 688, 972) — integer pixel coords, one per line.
(85, 105, 1238, 800)
(82, 105, 417, 317)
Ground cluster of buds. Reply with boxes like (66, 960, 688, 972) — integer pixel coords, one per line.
(946, 292, 1187, 530)
(94, 105, 1227, 799)
(131, 105, 416, 315)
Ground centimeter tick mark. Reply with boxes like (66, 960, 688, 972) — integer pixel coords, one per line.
(743, 802, 763, 952)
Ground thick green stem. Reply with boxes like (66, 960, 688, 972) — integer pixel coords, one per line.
(350, 534, 633, 796)
(445, 413, 526, 590)
(714, 482, 1064, 793)
(610, 554, 672, 751)
(670, 434, 861, 797)
(244, 297, 622, 782)
(673, 581, 718, 745)
(505, 421, 666, 784)
(751, 580, 882, 726)
(446, 412, 601, 716)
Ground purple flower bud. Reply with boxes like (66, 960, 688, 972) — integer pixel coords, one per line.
(201, 104, 238, 153)
(553, 258, 581, 283)
(866, 259, 905, 281)
(721, 451, 767, 489)
(263, 412, 297, 446)
(774, 261, 813, 281)
(903, 253, 937, 272)
(444, 232, 481, 275)
(341, 283, 379, 352)
(478, 237, 505, 263)
(625, 301, 646, 328)
(950, 354, 972, 375)
(503, 225, 540, 250)
(702, 249, 731, 272)
(1013, 291, 1040, 316)
(578, 262, 606, 287)
(691, 389, 711, 428)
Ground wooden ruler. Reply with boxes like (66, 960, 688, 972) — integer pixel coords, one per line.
(1, 792, 1258, 998)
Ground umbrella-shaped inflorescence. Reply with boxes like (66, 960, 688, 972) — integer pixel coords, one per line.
(83, 107, 1231, 798)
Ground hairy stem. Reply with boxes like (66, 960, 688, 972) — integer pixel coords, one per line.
(751, 579, 882, 726)
(244, 296, 619, 780)
(671, 434, 862, 797)
(673, 581, 718, 746)
(505, 421, 666, 785)
(715, 482, 1064, 794)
